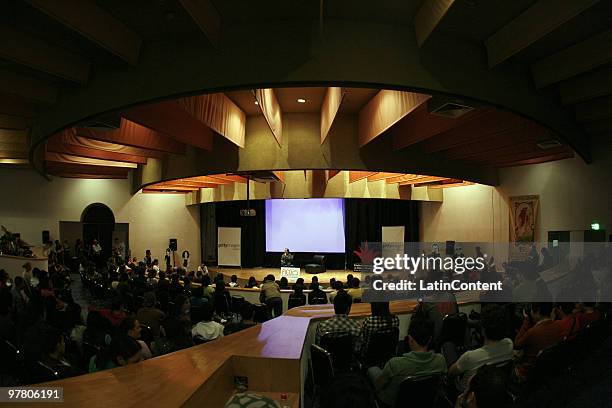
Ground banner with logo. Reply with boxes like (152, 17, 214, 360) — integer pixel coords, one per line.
(217, 227, 241, 266)
(509, 195, 539, 242)
(280, 267, 301, 282)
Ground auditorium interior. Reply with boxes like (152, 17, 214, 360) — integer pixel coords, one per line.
(1, 1, 612, 407)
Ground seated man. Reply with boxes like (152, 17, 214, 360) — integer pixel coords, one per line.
(315, 290, 362, 354)
(448, 305, 513, 391)
(191, 305, 224, 341)
(280, 248, 294, 267)
(41, 328, 80, 380)
(368, 319, 446, 407)
(553, 302, 580, 340)
(455, 365, 511, 408)
(514, 302, 562, 380)
(136, 292, 166, 338)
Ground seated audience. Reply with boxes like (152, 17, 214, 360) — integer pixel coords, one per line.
(190, 286, 209, 308)
(347, 277, 363, 301)
(82, 310, 112, 348)
(553, 302, 581, 340)
(136, 292, 166, 338)
(245, 276, 258, 289)
(278, 276, 289, 290)
(448, 305, 513, 391)
(213, 281, 231, 315)
(229, 274, 240, 288)
(514, 302, 562, 379)
(360, 302, 400, 355)
(260, 274, 283, 318)
(288, 284, 307, 308)
(119, 316, 152, 360)
(576, 302, 601, 328)
(90, 335, 143, 372)
(293, 277, 305, 290)
(191, 305, 224, 341)
(308, 283, 328, 305)
(152, 317, 193, 356)
(315, 291, 362, 353)
(98, 298, 127, 327)
(201, 275, 215, 299)
(455, 365, 511, 408)
(41, 328, 79, 380)
(368, 320, 446, 407)
(328, 280, 343, 303)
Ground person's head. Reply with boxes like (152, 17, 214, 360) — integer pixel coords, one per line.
(555, 302, 575, 318)
(146, 249, 151, 256)
(265, 274, 275, 283)
(531, 302, 554, 321)
(120, 316, 142, 340)
(407, 319, 434, 351)
(247, 276, 256, 287)
(14, 276, 24, 289)
(333, 280, 343, 291)
(143, 291, 157, 307)
(279, 276, 288, 287)
(231, 274, 238, 283)
(370, 302, 391, 317)
(333, 290, 353, 315)
(463, 365, 510, 408)
(284, 248, 289, 254)
(295, 277, 304, 286)
(346, 274, 354, 285)
(329, 278, 336, 287)
(153, 259, 159, 266)
(43, 328, 65, 358)
(480, 305, 506, 341)
(351, 277, 360, 288)
(111, 335, 142, 366)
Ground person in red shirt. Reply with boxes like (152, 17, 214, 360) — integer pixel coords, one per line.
(99, 298, 127, 327)
(553, 303, 581, 340)
(514, 303, 562, 380)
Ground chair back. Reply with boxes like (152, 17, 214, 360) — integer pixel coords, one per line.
(320, 332, 353, 371)
(253, 303, 270, 323)
(310, 344, 334, 389)
(364, 326, 399, 367)
(288, 296, 306, 309)
(313, 255, 326, 265)
(440, 312, 468, 349)
(395, 375, 442, 408)
(231, 295, 245, 314)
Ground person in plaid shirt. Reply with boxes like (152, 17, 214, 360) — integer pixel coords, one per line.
(315, 290, 363, 353)
(359, 302, 400, 356)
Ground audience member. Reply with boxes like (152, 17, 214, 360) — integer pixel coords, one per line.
(368, 319, 446, 407)
(288, 284, 306, 308)
(260, 274, 283, 318)
(224, 302, 258, 335)
(328, 280, 343, 303)
(229, 274, 240, 288)
(316, 291, 362, 353)
(308, 282, 328, 305)
(278, 276, 289, 290)
(41, 328, 79, 380)
(576, 302, 601, 328)
(190, 286, 209, 308)
(245, 276, 258, 289)
(347, 277, 363, 301)
(98, 298, 127, 327)
(191, 305, 224, 341)
(119, 316, 152, 360)
(136, 292, 166, 337)
(514, 302, 562, 379)
(553, 302, 580, 340)
(448, 305, 513, 391)
(360, 302, 399, 355)
(152, 317, 193, 356)
(455, 365, 511, 408)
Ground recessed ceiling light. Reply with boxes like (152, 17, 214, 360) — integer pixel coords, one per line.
(297, 98, 306, 103)
(254, 100, 259, 105)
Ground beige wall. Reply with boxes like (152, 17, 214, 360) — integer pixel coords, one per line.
(0, 168, 201, 266)
(421, 138, 612, 246)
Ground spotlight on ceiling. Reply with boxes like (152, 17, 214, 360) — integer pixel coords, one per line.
(297, 98, 306, 103)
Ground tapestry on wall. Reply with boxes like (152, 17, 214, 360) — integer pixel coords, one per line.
(509, 195, 539, 242)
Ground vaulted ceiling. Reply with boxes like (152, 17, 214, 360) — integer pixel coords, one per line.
(0, 0, 609, 186)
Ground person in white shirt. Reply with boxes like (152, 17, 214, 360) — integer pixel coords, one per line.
(191, 306, 224, 341)
(229, 274, 240, 288)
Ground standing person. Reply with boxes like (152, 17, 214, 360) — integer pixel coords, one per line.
(91, 239, 102, 267)
(144, 249, 152, 267)
(260, 274, 283, 318)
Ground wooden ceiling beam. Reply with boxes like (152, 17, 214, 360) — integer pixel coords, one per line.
(52, 172, 126, 179)
(367, 172, 401, 181)
(46, 139, 147, 164)
(144, 185, 198, 192)
(75, 119, 185, 154)
(348, 171, 377, 183)
(0, 26, 90, 84)
(531, 29, 612, 88)
(385, 174, 420, 184)
(472, 146, 572, 166)
(45, 161, 129, 177)
(485, 0, 600, 68)
(399, 176, 447, 185)
(155, 181, 218, 189)
(207, 174, 248, 183)
(560, 66, 612, 105)
(414, 0, 456, 47)
(123, 101, 213, 150)
(26, 0, 142, 65)
(53, 131, 164, 159)
(0, 68, 59, 104)
(494, 150, 574, 167)
(178, 0, 221, 48)
(45, 151, 137, 168)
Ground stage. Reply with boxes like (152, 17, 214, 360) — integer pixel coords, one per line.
(210, 267, 360, 286)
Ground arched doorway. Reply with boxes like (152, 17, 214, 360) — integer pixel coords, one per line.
(81, 203, 115, 261)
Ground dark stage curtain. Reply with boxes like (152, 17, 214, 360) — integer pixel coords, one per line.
(344, 199, 419, 268)
(212, 200, 265, 268)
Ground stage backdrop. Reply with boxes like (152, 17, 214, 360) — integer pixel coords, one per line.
(217, 227, 241, 266)
(201, 198, 418, 269)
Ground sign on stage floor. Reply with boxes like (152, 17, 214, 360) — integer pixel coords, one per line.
(280, 267, 301, 282)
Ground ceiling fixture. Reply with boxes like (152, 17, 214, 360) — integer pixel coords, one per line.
(254, 101, 259, 105)
(297, 98, 306, 103)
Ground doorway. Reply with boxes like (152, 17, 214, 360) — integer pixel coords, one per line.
(81, 203, 115, 260)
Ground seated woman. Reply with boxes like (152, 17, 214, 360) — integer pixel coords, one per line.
(278, 276, 290, 290)
(288, 284, 307, 308)
(245, 276, 258, 289)
(359, 302, 400, 356)
(229, 274, 240, 288)
(89, 335, 143, 373)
